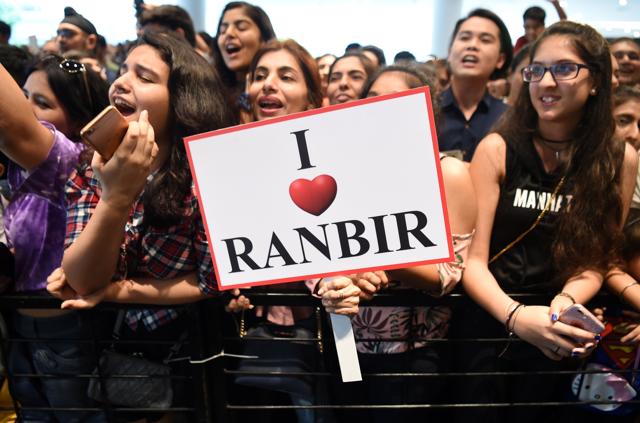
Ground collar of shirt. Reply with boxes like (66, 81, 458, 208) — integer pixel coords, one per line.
(441, 86, 495, 113)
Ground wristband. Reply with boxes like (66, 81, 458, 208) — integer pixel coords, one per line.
(509, 304, 526, 333)
(505, 303, 524, 333)
(619, 281, 639, 301)
(555, 292, 576, 304)
(504, 301, 519, 327)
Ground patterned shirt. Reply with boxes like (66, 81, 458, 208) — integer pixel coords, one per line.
(65, 166, 217, 331)
(351, 232, 473, 354)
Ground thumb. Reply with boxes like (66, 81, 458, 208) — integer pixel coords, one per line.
(549, 299, 568, 323)
(61, 298, 94, 310)
(91, 150, 106, 170)
(61, 294, 100, 310)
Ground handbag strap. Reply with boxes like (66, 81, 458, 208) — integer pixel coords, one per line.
(489, 176, 565, 264)
(110, 309, 188, 362)
(111, 310, 126, 341)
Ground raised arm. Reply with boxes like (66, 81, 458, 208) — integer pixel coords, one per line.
(62, 111, 158, 295)
(0, 64, 54, 171)
(548, 0, 568, 20)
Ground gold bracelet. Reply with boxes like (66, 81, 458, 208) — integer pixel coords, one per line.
(619, 281, 639, 301)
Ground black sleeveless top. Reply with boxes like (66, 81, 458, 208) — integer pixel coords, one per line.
(488, 138, 572, 294)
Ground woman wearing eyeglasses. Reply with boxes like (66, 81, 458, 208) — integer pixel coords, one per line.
(0, 56, 109, 421)
(453, 21, 638, 422)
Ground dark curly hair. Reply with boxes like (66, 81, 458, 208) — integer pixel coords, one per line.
(136, 31, 235, 227)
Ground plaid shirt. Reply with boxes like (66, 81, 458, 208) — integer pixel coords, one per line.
(65, 165, 217, 331)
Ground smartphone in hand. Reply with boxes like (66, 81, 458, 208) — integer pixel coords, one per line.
(80, 106, 129, 160)
(558, 304, 605, 334)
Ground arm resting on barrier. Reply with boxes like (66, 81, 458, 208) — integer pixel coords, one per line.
(463, 134, 597, 361)
(48, 268, 211, 308)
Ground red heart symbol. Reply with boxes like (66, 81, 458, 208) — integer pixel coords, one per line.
(289, 175, 337, 216)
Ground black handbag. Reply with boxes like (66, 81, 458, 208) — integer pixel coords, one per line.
(235, 308, 323, 397)
(87, 349, 172, 408)
(87, 310, 184, 408)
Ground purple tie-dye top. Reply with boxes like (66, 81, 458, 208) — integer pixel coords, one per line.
(5, 122, 83, 292)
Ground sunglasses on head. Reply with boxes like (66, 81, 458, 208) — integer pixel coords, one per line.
(59, 58, 94, 111)
(56, 28, 79, 39)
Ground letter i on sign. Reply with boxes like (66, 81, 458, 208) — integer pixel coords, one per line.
(288, 129, 338, 216)
(290, 130, 362, 382)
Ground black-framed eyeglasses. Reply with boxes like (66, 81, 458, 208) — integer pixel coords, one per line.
(522, 63, 591, 83)
(613, 51, 640, 61)
(59, 59, 93, 111)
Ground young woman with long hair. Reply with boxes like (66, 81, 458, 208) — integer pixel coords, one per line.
(47, 31, 233, 421)
(212, 1, 276, 122)
(455, 21, 638, 422)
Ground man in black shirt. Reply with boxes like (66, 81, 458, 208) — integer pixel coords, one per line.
(439, 9, 512, 161)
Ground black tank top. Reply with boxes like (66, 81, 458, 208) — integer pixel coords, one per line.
(488, 138, 572, 294)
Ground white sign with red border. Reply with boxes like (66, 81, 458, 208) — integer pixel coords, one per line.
(185, 87, 453, 291)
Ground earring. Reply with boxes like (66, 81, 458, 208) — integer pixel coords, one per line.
(590, 88, 597, 96)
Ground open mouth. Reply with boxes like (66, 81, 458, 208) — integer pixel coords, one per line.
(462, 55, 479, 64)
(225, 44, 241, 56)
(113, 97, 136, 117)
(258, 97, 284, 110)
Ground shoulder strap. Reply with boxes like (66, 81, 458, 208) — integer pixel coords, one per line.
(489, 176, 565, 264)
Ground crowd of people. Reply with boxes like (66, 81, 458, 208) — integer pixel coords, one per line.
(1, 0, 640, 422)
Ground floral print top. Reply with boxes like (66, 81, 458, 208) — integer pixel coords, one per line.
(351, 231, 473, 354)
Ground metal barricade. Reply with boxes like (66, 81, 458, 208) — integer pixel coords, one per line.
(0, 290, 637, 422)
(0, 294, 216, 422)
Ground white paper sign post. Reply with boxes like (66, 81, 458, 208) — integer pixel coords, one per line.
(185, 87, 453, 382)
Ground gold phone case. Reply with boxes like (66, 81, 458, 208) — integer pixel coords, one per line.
(80, 105, 129, 160)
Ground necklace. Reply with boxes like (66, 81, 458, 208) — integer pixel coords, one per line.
(535, 133, 572, 161)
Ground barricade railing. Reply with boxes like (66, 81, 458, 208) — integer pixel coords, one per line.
(0, 295, 215, 422)
(0, 289, 636, 422)
(213, 288, 640, 422)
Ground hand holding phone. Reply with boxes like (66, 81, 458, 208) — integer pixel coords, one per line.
(80, 106, 129, 160)
(558, 304, 605, 334)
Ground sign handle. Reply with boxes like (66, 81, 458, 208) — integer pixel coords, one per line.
(329, 313, 362, 382)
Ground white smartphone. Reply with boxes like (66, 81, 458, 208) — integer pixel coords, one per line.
(558, 304, 605, 334)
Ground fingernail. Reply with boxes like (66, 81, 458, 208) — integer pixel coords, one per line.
(551, 314, 558, 322)
(595, 334, 601, 341)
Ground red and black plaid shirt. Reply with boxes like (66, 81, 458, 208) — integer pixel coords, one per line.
(65, 166, 217, 331)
